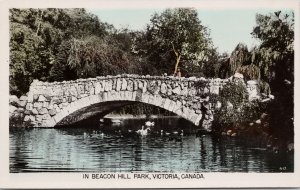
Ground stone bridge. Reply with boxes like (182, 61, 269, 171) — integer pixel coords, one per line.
(19, 74, 259, 131)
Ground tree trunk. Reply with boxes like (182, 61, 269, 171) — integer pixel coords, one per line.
(173, 54, 181, 76)
(171, 43, 181, 76)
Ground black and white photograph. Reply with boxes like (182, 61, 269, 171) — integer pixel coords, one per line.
(0, 0, 299, 188)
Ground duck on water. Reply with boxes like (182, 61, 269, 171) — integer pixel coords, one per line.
(136, 125, 151, 136)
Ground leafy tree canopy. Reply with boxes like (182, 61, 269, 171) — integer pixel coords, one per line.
(9, 8, 111, 95)
(138, 8, 214, 76)
(251, 11, 294, 89)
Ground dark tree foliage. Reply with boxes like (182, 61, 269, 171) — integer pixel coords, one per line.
(251, 11, 294, 141)
(50, 34, 142, 81)
(136, 8, 215, 76)
(251, 11, 294, 93)
(10, 8, 109, 95)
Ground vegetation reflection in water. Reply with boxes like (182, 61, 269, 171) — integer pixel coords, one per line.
(9, 118, 293, 173)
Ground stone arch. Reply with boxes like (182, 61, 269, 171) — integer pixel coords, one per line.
(46, 91, 203, 128)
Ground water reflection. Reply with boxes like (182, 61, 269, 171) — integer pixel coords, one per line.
(9, 118, 293, 173)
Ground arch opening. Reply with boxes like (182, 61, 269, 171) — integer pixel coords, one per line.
(54, 100, 196, 128)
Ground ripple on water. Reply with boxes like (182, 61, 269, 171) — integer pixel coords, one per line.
(9, 125, 294, 173)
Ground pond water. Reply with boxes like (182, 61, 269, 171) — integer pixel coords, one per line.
(9, 118, 293, 173)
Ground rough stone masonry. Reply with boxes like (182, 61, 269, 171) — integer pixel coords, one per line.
(10, 74, 260, 131)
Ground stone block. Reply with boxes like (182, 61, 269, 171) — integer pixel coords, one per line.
(124, 91, 132, 100)
(9, 95, 21, 107)
(116, 79, 122, 91)
(30, 121, 37, 126)
(188, 89, 196, 96)
(53, 104, 58, 109)
(70, 86, 78, 96)
(78, 84, 84, 94)
(112, 79, 117, 90)
(126, 80, 134, 91)
(26, 103, 33, 110)
(41, 118, 56, 128)
(105, 91, 112, 101)
(167, 88, 172, 96)
(138, 80, 143, 90)
(160, 83, 167, 94)
(180, 87, 188, 96)
(51, 97, 61, 104)
(148, 95, 155, 105)
(27, 92, 33, 103)
(19, 95, 28, 101)
(131, 80, 137, 91)
(168, 100, 176, 112)
(42, 114, 51, 120)
(103, 92, 108, 101)
(24, 115, 30, 122)
(65, 102, 77, 115)
(175, 108, 183, 117)
(172, 102, 181, 113)
(38, 95, 46, 102)
(49, 109, 56, 116)
(188, 110, 196, 121)
(102, 81, 108, 92)
(64, 90, 71, 97)
(94, 82, 101, 94)
(210, 85, 219, 95)
(36, 115, 43, 122)
(29, 115, 35, 122)
(163, 99, 171, 110)
(142, 81, 147, 93)
(176, 100, 182, 108)
(38, 108, 48, 115)
(152, 95, 162, 107)
(203, 87, 209, 94)
(9, 105, 17, 114)
(141, 93, 150, 103)
(80, 94, 88, 98)
(62, 102, 69, 108)
(182, 106, 190, 118)
(65, 96, 71, 103)
(24, 110, 32, 115)
(88, 95, 102, 105)
(17, 108, 25, 113)
(132, 91, 137, 100)
(71, 96, 77, 102)
(152, 86, 160, 95)
(32, 108, 39, 115)
(55, 107, 61, 113)
(89, 86, 95, 95)
(121, 78, 127, 90)
(195, 114, 203, 126)
(33, 102, 43, 109)
(62, 97, 67, 103)
(48, 102, 54, 110)
(172, 86, 181, 95)
(119, 91, 125, 100)
(33, 94, 39, 101)
(78, 97, 91, 108)
(105, 80, 113, 91)
(106, 91, 113, 100)
(42, 101, 49, 108)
